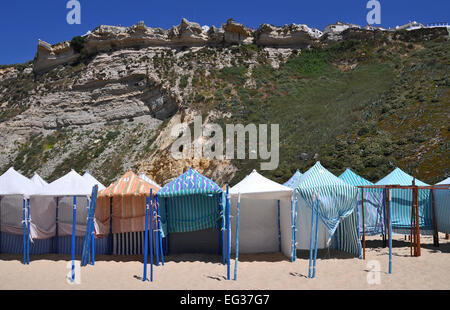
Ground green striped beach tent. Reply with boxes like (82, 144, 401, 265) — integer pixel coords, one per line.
(158, 168, 224, 254)
(375, 168, 433, 235)
(294, 162, 360, 256)
(283, 170, 302, 188)
(435, 177, 450, 234)
(339, 168, 386, 236)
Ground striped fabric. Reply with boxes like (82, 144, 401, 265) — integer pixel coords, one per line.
(294, 162, 360, 256)
(376, 168, 433, 234)
(96, 171, 160, 234)
(339, 168, 385, 236)
(158, 168, 223, 235)
(158, 168, 222, 198)
(434, 177, 450, 234)
(0, 233, 108, 255)
(283, 170, 302, 188)
(111, 231, 165, 255)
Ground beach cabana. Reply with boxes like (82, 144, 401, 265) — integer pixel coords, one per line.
(95, 171, 160, 255)
(375, 168, 433, 235)
(82, 171, 106, 191)
(434, 177, 450, 234)
(229, 170, 293, 279)
(283, 170, 302, 188)
(157, 168, 224, 256)
(294, 162, 360, 262)
(0, 167, 38, 261)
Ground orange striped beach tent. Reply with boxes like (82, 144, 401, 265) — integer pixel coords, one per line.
(95, 171, 160, 236)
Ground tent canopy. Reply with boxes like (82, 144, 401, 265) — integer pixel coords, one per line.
(158, 167, 222, 198)
(0, 167, 38, 197)
(230, 169, 292, 200)
(434, 177, 450, 234)
(376, 167, 429, 186)
(30, 172, 48, 187)
(82, 171, 106, 191)
(339, 168, 385, 236)
(437, 177, 450, 185)
(139, 172, 161, 190)
(294, 162, 360, 255)
(98, 171, 159, 198)
(283, 170, 303, 189)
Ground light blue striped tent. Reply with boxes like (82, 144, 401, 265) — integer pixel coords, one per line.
(283, 170, 302, 188)
(339, 168, 385, 236)
(294, 162, 360, 256)
(435, 177, 450, 234)
(375, 168, 433, 234)
(158, 168, 224, 254)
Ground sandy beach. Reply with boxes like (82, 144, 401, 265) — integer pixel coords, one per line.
(0, 233, 449, 290)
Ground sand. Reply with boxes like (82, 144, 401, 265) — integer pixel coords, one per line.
(0, 233, 449, 290)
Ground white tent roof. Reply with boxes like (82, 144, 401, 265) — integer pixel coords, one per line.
(82, 171, 106, 191)
(437, 177, 450, 185)
(0, 167, 38, 197)
(139, 172, 161, 189)
(30, 172, 48, 187)
(33, 169, 95, 197)
(230, 169, 293, 199)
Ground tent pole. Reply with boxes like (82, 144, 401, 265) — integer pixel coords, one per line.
(431, 189, 439, 247)
(71, 196, 77, 283)
(164, 197, 169, 256)
(290, 198, 295, 262)
(0, 197, 2, 254)
(55, 197, 59, 253)
(109, 197, 113, 255)
(222, 193, 225, 265)
(91, 229, 95, 265)
(277, 200, 281, 253)
(415, 187, 421, 257)
(154, 196, 160, 267)
(308, 198, 316, 278)
(312, 198, 319, 278)
(388, 189, 392, 274)
(143, 193, 150, 281)
(22, 199, 26, 265)
(356, 192, 362, 259)
(234, 193, 241, 281)
(410, 187, 414, 256)
(27, 198, 30, 264)
(156, 195, 164, 266)
(294, 198, 298, 262)
(226, 186, 231, 280)
(361, 188, 366, 260)
(150, 192, 154, 282)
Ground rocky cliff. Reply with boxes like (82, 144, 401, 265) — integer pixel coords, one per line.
(1, 19, 449, 186)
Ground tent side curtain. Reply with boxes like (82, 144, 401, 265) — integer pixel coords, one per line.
(334, 209, 361, 256)
(159, 193, 222, 236)
(434, 187, 450, 234)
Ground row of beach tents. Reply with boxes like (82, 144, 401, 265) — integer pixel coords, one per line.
(0, 162, 449, 281)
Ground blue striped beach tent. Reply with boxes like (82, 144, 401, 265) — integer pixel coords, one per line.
(375, 168, 433, 234)
(294, 162, 360, 256)
(158, 168, 224, 255)
(283, 170, 302, 188)
(434, 177, 450, 234)
(339, 168, 385, 236)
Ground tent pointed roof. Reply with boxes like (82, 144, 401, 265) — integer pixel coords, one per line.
(82, 171, 106, 191)
(375, 167, 429, 186)
(158, 167, 222, 197)
(283, 170, 303, 189)
(436, 177, 450, 185)
(295, 162, 355, 191)
(139, 172, 161, 190)
(30, 172, 48, 187)
(99, 170, 160, 197)
(33, 169, 95, 197)
(339, 168, 373, 186)
(230, 169, 292, 199)
(0, 167, 38, 196)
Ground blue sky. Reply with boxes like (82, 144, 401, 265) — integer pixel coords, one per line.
(0, 0, 448, 65)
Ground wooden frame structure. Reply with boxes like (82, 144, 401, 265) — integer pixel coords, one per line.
(357, 181, 449, 273)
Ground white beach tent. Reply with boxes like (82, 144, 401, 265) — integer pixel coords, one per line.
(82, 171, 106, 191)
(30, 172, 48, 187)
(0, 168, 38, 254)
(139, 172, 161, 190)
(435, 177, 450, 234)
(229, 170, 293, 258)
